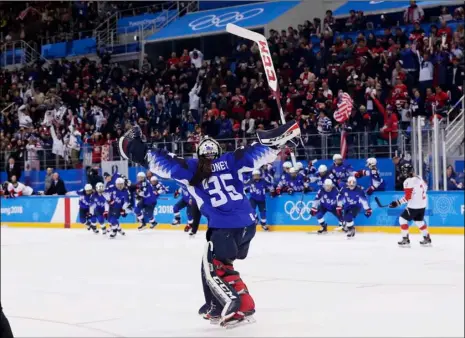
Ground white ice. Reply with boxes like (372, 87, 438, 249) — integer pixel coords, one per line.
(1, 228, 464, 337)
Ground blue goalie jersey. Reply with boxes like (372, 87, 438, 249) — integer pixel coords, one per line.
(146, 144, 278, 229)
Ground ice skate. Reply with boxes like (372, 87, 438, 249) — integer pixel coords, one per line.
(198, 303, 209, 316)
(109, 230, 117, 239)
(398, 236, 411, 247)
(317, 223, 328, 234)
(149, 220, 158, 229)
(117, 228, 126, 236)
(346, 226, 355, 238)
(172, 218, 181, 226)
(261, 224, 269, 231)
(183, 224, 191, 232)
(420, 234, 432, 246)
(189, 230, 196, 238)
(86, 221, 92, 231)
(101, 226, 107, 235)
(92, 225, 99, 234)
(220, 310, 256, 329)
(199, 303, 221, 324)
(138, 222, 147, 231)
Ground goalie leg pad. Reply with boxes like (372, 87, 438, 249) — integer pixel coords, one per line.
(213, 259, 255, 315)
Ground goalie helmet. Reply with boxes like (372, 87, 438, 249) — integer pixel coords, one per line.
(197, 136, 221, 160)
(401, 163, 414, 177)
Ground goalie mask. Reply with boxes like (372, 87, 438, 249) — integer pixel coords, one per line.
(197, 136, 221, 160)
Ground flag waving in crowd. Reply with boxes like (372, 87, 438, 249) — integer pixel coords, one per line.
(334, 91, 354, 159)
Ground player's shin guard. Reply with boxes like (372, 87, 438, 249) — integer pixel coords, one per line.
(202, 242, 255, 325)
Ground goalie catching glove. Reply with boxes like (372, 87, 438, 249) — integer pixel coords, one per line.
(256, 120, 301, 149)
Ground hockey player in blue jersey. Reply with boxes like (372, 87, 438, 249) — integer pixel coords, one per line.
(330, 154, 355, 188)
(311, 179, 343, 234)
(261, 163, 275, 184)
(276, 167, 309, 195)
(337, 177, 372, 238)
(106, 177, 130, 239)
(77, 184, 97, 233)
(247, 169, 274, 231)
(172, 184, 201, 237)
(354, 157, 385, 195)
(310, 165, 338, 190)
(149, 176, 168, 195)
(90, 182, 108, 234)
(134, 172, 158, 231)
(304, 160, 317, 177)
(118, 120, 301, 328)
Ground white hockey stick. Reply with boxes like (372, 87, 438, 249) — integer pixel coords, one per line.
(226, 23, 298, 167)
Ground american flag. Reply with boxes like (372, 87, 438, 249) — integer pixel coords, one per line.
(334, 92, 353, 159)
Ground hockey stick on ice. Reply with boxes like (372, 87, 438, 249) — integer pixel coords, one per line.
(374, 197, 389, 208)
(226, 23, 300, 167)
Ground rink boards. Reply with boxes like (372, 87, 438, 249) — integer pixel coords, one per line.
(1, 192, 464, 234)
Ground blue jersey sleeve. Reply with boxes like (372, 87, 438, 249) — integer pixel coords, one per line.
(147, 149, 193, 182)
(229, 143, 279, 173)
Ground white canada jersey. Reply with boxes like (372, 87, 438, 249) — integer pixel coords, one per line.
(401, 175, 427, 209)
(7, 182, 34, 196)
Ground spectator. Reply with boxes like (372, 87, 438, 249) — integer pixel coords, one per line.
(86, 167, 104, 188)
(403, 0, 424, 24)
(241, 110, 255, 137)
(446, 165, 464, 190)
(45, 172, 67, 195)
(188, 82, 202, 123)
(5, 157, 21, 182)
(189, 49, 204, 69)
(44, 167, 54, 192)
(216, 111, 233, 139)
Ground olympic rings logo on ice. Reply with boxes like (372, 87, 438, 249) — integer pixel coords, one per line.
(188, 8, 264, 31)
(284, 201, 313, 221)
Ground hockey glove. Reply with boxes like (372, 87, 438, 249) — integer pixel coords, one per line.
(287, 189, 294, 195)
(275, 188, 281, 195)
(174, 190, 180, 198)
(354, 170, 364, 178)
(389, 200, 401, 208)
(336, 207, 343, 218)
(364, 208, 372, 217)
(310, 208, 318, 216)
(103, 211, 108, 219)
(366, 186, 375, 195)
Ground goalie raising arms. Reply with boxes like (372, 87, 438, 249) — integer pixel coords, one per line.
(118, 120, 301, 328)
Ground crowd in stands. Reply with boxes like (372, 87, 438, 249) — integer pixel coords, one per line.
(0, 1, 176, 48)
(0, 2, 464, 182)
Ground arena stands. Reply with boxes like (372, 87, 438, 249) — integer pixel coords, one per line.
(0, 1, 464, 192)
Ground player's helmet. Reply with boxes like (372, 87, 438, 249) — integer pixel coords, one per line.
(96, 182, 104, 192)
(289, 167, 297, 176)
(115, 177, 125, 190)
(283, 161, 292, 172)
(366, 157, 377, 169)
(347, 176, 357, 189)
(401, 163, 414, 177)
(318, 164, 328, 175)
(333, 154, 343, 165)
(150, 176, 158, 184)
(323, 179, 333, 192)
(197, 136, 221, 160)
(252, 169, 261, 180)
(295, 162, 303, 171)
(137, 172, 146, 182)
(84, 184, 93, 194)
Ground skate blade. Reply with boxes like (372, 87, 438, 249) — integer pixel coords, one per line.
(221, 315, 256, 329)
(420, 243, 432, 247)
(398, 244, 411, 248)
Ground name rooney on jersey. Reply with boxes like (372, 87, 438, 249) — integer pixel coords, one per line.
(211, 161, 229, 172)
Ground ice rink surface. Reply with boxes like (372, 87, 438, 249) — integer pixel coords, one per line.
(1, 228, 464, 337)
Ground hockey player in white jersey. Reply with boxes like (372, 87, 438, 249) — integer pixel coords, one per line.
(388, 163, 431, 246)
(7, 178, 34, 197)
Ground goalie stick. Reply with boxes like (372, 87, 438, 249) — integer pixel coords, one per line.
(226, 23, 301, 167)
